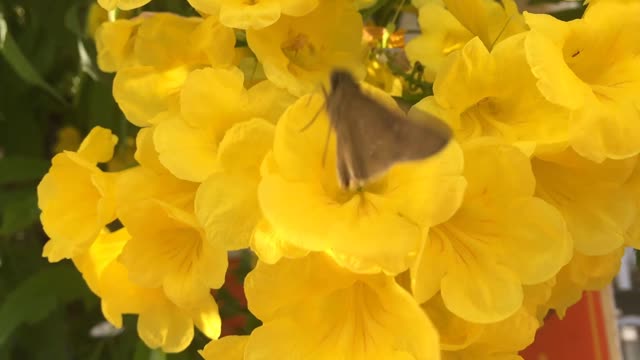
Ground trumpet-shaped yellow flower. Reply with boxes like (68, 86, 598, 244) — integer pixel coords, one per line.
(411, 139, 571, 323)
(117, 199, 228, 308)
(247, 0, 365, 95)
(524, 3, 640, 161)
(415, 35, 569, 155)
(98, 0, 151, 11)
(39, 127, 118, 262)
(256, 87, 466, 275)
(154, 68, 294, 252)
(422, 281, 553, 359)
(189, 0, 318, 30)
(546, 247, 624, 317)
(532, 149, 637, 256)
(406, 0, 526, 82)
(96, 14, 235, 126)
(240, 254, 441, 359)
(73, 228, 221, 352)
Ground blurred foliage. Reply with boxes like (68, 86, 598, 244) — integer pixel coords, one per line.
(0, 0, 587, 359)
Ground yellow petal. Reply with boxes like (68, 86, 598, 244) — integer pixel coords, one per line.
(200, 336, 248, 360)
(191, 16, 236, 66)
(179, 67, 249, 130)
(217, 118, 275, 178)
(192, 298, 222, 340)
(441, 256, 522, 324)
(195, 172, 260, 250)
(137, 306, 194, 353)
(422, 294, 483, 351)
(247, 80, 298, 123)
(95, 19, 141, 72)
(133, 14, 203, 69)
(411, 229, 454, 304)
(245, 255, 440, 359)
(134, 126, 168, 174)
(77, 126, 118, 164)
(113, 66, 189, 127)
(153, 113, 219, 182)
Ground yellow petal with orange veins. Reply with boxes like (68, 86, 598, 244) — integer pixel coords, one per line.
(244, 255, 440, 359)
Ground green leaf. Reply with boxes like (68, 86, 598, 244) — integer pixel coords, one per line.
(0, 156, 49, 185)
(0, 186, 40, 235)
(0, 6, 66, 104)
(0, 263, 92, 345)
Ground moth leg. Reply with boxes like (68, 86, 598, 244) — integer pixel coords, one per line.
(299, 104, 324, 132)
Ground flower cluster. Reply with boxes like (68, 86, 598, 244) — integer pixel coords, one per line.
(38, 0, 640, 359)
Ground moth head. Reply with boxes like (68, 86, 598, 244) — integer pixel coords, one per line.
(329, 69, 357, 92)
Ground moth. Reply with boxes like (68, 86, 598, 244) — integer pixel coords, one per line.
(321, 69, 452, 190)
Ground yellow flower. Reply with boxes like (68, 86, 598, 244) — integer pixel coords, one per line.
(532, 149, 637, 256)
(188, 0, 318, 30)
(153, 67, 270, 182)
(117, 199, 228, 308)
(39, 127, 118, 262)
(422, 282, 553, 359)
(406, 0, 526, 82)
(411, 139, 572, 323)
(247, 0, 365, 95)
(545, 247, 624, 317)
(524, 3, 640, 161)
(153, 67, 295, 252)
(239, 254, 441, 359)
(414, 35, 569, 155)
(73, 228, 221, 352)
(95, 14, 235, 126)
(98, 0, 152, 11)
(256, 87, 466, 275)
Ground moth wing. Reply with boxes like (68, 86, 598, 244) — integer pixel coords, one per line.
(336, 93, 451, 184)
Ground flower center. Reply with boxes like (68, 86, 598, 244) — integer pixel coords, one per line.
(282, 32, 319, 72)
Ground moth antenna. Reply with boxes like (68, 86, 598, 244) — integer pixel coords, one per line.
(321, 122, 331, 168)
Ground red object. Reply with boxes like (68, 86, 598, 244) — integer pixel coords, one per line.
(520, 291, 619, 360)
